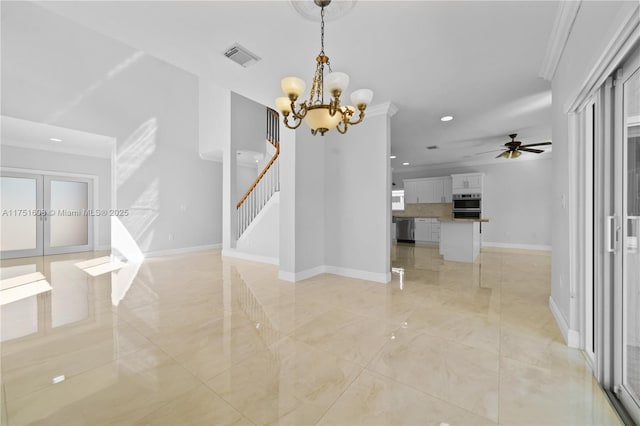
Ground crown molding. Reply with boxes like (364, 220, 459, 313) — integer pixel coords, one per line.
(539, 0, 582, 81)
(564, 2, 640, 113)
(366, 102, 398, 118)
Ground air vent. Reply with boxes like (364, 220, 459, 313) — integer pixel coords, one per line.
(426, 145, 439, 150)
(224, 43, 261, 68)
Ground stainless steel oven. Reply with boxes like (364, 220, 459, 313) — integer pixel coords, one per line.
(452, 193, 481, 219)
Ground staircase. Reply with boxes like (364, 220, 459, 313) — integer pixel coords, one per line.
(236, 107, 280, 239)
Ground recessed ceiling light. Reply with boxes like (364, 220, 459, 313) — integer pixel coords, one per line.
(402, 162, 410, 166)
(49, 138, 62, 142)
(390, 155, 397, 159)
(440, 116, 454, 122)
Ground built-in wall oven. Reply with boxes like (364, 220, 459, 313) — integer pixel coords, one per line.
(452, 193, 481, 219)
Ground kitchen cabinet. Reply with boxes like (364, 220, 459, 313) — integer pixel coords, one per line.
(440, 221, 480, 262)
(404, 181, 418, 203)
(415, 218, 440, 243)
(443, 178, 453, 202)
(403, 177, 452, 203)
(451, 173, 483, 194)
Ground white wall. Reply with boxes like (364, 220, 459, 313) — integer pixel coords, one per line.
(279, 128, 296, 275)
(231, 92, 266, 152)
(198, 78, 229, 161)
(550, 1, 638, 333)
(295, 129, 326, 274)
(279, 104, 394, 282)
(231, 93, 264, 204)
(1, 2, 223, 253)
(278, 125, 326, 279)
(325, 106, 393, 280)
(393, 158, 553, 248)
(0, 145, 112, 248)
(236, 165, 259, 205)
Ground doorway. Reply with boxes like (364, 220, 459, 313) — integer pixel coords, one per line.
(1, 171, 94, 259)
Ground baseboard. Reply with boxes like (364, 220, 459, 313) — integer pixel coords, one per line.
(222, 248, 279, 266)
(278, 265, 390, 283)
(278, 265, 326, 282)
(482, 242, 552, 251)
(144, 243, 222, 258)
(549, 296, 580, 348)
(325, 266, 391, 284)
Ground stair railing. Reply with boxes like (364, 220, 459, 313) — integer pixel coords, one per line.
(236, 108, 280, 238)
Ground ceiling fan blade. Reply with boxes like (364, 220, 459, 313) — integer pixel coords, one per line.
(520, 141, 552, 148)
(519, 147, 544, 154)
(496, 152, 507, 158)
(476, 149, 503, 155)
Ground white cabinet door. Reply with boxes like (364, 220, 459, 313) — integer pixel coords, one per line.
(432, 179, 445, 203)
(451, 173, 483, 194)
(452, 175, 466, 190)
(431, 220, 441, 242)
(415, 181, 433, 203)
(443, 178, 453, 202)
(414, 219, 431, 241)
(466, 174, 482, 191)
(404, 181, 418, 203)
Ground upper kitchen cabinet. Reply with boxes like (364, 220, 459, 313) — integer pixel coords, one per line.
(403, 177, 452, 203)
(443, 177, 453, 202)
(451, 173, 484, 195)
(404, 181, 418, 203)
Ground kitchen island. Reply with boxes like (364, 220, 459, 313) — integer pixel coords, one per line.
(439, 219, 489, 262)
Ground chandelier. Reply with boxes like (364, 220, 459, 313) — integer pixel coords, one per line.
(275, 0, 373, 136)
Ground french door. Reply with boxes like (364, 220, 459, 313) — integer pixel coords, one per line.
(0, 172, 94, 259)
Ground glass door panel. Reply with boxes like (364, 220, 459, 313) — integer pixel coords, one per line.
(621, 65, 640, 420)
(44, 176, 93, 255)
(0, 173, 44, 258)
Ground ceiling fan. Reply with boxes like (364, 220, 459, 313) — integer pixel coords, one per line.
(496, 134, 552, 159)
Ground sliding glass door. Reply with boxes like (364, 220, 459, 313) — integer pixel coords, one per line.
(614, 51, 640, 422)
(0, 172, 93, 259)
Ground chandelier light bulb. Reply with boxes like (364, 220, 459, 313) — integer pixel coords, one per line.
(324, 72, 350, 96)
(350, 89, 374, 108)
(281, 77, 306, 100)
(275, 97, 292, 113)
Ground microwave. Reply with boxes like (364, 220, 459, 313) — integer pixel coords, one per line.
(452, 193, 481, 211)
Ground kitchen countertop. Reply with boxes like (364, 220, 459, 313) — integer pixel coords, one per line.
(393, 216, 489, 223)
(440, 218, 490, 223)
(393, 215, 451, 221)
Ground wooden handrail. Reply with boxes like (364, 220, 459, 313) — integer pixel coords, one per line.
(236, 143, 279, 208)
(236, 107, 280, 209)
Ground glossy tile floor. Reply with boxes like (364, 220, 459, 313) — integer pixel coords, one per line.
(0, 245, 621, 425)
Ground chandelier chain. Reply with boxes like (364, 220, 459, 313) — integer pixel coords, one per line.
(320, 6, 325, 55)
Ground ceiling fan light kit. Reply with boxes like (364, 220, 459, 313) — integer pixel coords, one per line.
(497, 133, 552, 159)
(275, 0, 373, 136)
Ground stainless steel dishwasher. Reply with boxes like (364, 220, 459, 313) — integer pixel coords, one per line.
(396, 218, 415, 243)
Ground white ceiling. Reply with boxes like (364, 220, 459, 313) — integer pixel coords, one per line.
(4, 0, 558, 169)
(1, 116, 115, 158)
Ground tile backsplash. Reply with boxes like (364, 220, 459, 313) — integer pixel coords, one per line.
(393, 203, 453, 220)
